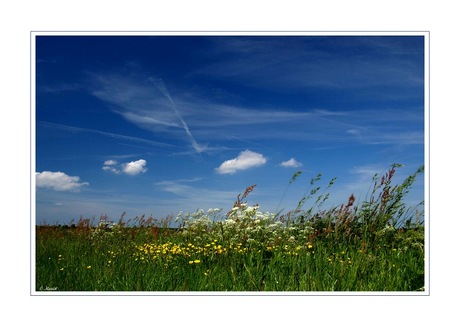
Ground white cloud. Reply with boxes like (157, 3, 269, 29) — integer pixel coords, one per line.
(39, 121, 174, 148)
(92, 74, 208, 153)
(102, 160, 121, 174)
(280, 158, 302, 168)
(102, 165, 120, 174)
(104, 160, 118, 166)
(351, 165, 384, 178)
(155, 179, 236, 209)
(103, 159, 147, 175)
(122, 159, 148, 175)
(215, 150, 267, 175)
(36, 171, 89, 192)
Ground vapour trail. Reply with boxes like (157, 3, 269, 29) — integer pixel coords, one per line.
(149, 77, 207, 153)
(38, 121, 175, 148)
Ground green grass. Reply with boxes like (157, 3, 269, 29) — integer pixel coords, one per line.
(35, 164, 425, 292)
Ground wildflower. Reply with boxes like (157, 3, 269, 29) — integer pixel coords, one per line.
(307, 244, 313, 249)
(86, 265, 91, 269)
(188, 261, 194, 264)
(194, 259, 201, 264)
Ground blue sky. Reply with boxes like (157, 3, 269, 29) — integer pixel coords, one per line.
(34, 34, 426, 225)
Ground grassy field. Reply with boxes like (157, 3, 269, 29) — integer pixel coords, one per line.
(35, 164, 425, 292)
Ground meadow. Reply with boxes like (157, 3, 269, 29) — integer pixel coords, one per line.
(35, 164, 425, 292)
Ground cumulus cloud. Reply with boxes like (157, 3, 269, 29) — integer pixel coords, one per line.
(216, 150, 267, 175)
(103, 159, 148, 175)
(280, 158, 302, 168)
(122, 159, 148, 175)
(36, 171, 89, 191)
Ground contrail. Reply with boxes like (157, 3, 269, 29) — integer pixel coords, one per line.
(38, 121, 175, 148)
(227, 135, 269, 149)
(149, 78, 207, 153)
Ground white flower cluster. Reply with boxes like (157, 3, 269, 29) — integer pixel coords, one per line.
(91, 220, 123, 242)
(177, 208, 222, 238)
(178, 205, 316, 246)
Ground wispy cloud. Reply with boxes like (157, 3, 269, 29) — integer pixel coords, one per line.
(88, 72, 314, 129)
(90, 73, 208, 153)
(184, 101, 423, 145)
(87, 68, 423, 151)
(38, 121, 174, 148)
(346, 128, 424, 145)
(196, 36, 424, 93)
(36, 171, 89, 192)
(117, 111, 180, 128)
(215, 150, 267, 174)
(155, 179, 199, 196)
(351, 165, 386, 180)
(342, 164, 400, 202)
(155, 178, 237, 210)
(185, 103, 314, 127)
